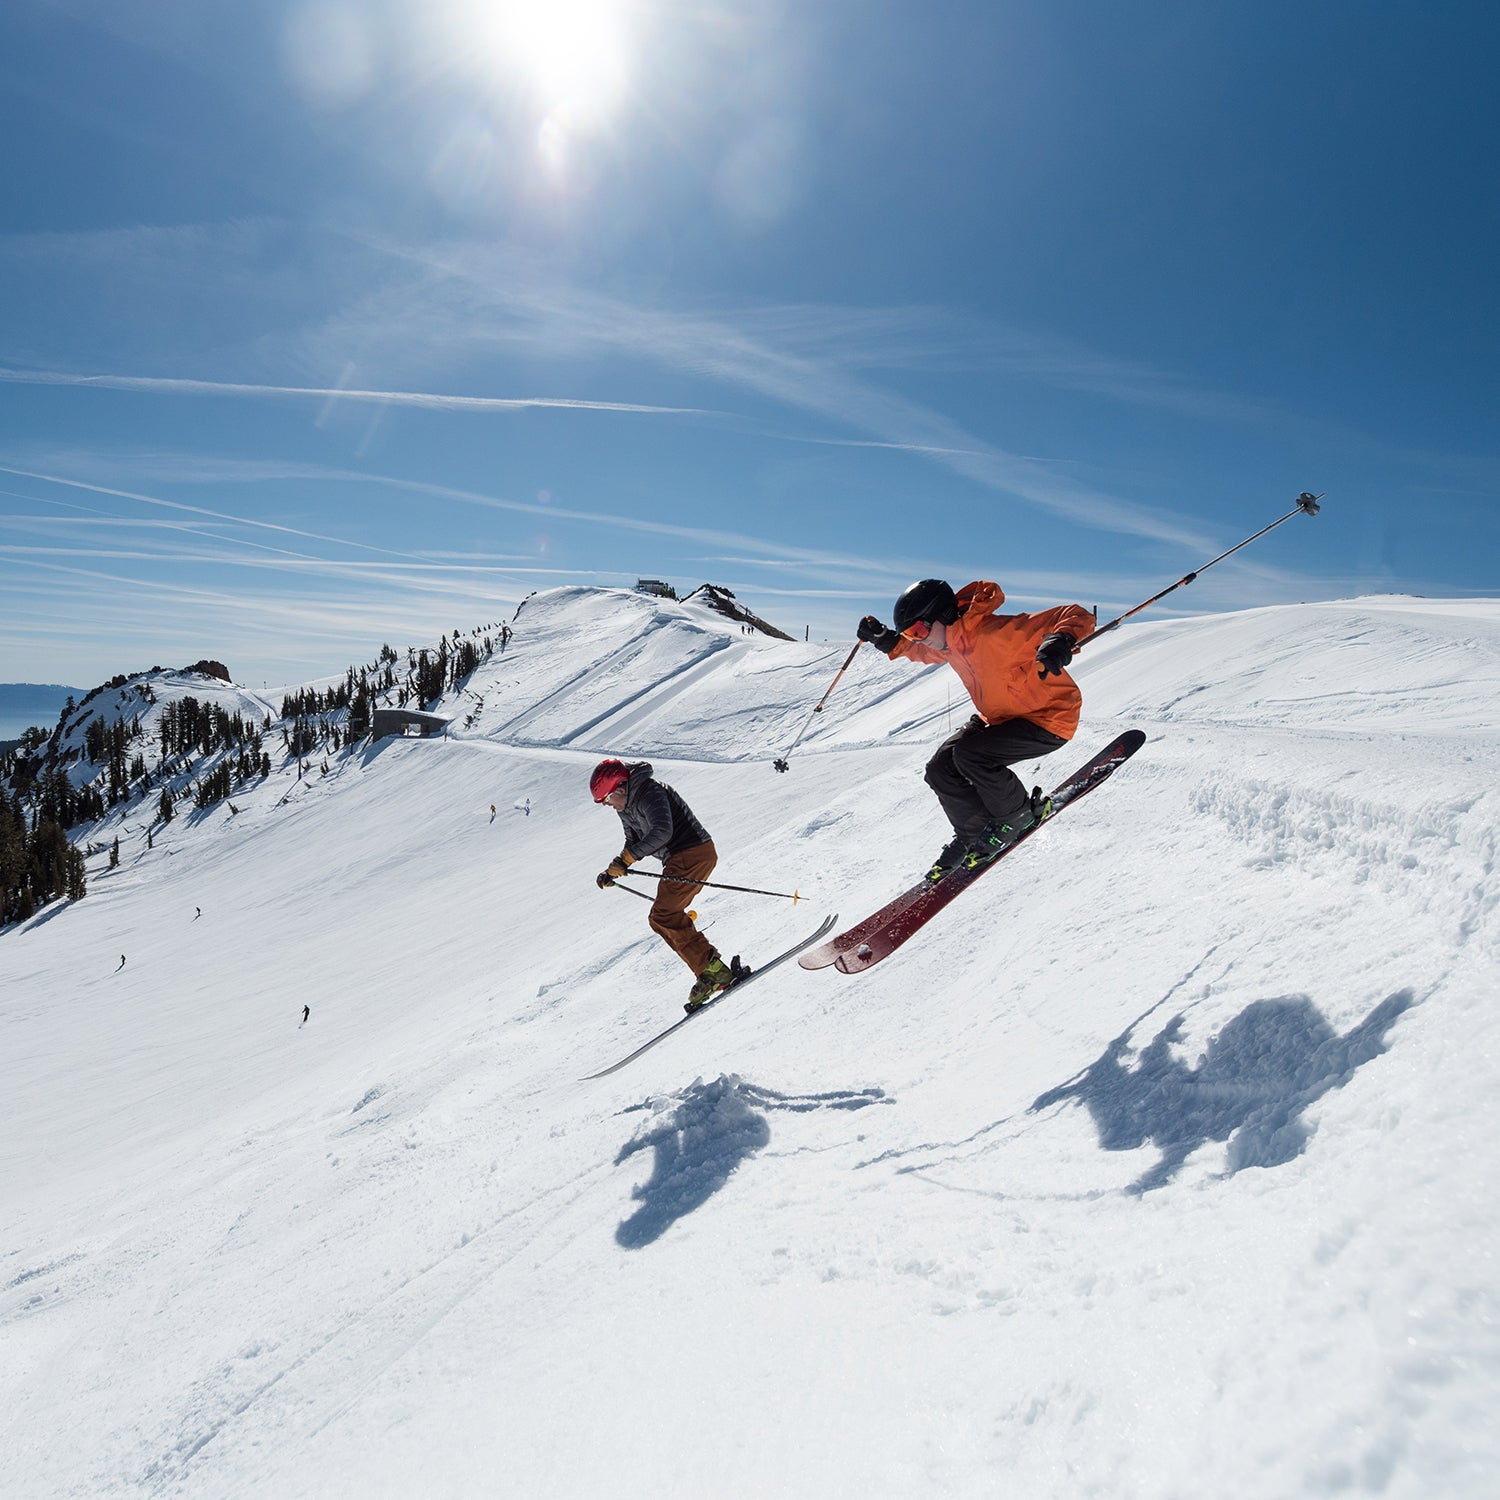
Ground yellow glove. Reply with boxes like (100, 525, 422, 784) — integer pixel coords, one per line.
(606, 851, 636, 880)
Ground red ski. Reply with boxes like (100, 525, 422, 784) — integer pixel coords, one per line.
(799, 729, 1146, 975)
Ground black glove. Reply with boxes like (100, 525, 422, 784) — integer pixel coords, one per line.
(596, 871, 615, 889)
(857, 615, 899, 652)
(1035, 632, 1077, 678)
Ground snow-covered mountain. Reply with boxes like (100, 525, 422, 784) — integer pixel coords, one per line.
(3, 587, 1498, 1499)
(45, 663, 277, 758)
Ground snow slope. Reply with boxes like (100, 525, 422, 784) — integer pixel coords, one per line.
(3, 588, 1498, 1499)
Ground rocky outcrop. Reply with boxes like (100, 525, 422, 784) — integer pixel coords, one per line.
(183, 660, 232, 683)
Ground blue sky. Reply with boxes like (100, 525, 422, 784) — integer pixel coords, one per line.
(2, 0, 1496, 689)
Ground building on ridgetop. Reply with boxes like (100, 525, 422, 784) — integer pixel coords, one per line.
(636, 579, 677, 600)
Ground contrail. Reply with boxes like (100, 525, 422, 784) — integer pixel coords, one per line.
(0, 366, 720, 417)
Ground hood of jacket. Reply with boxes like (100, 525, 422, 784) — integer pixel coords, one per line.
(954, 580, 1005, 622)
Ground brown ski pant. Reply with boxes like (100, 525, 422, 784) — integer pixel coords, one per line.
(649, 840, 717, 975)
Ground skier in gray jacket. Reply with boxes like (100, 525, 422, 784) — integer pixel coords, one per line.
(591, 758, 737, 1011)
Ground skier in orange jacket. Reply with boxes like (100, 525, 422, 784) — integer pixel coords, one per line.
(858, 579, 1095, 881)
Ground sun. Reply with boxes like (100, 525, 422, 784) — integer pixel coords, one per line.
(415, 0, 643, 189)
(480, 0, 632, 126)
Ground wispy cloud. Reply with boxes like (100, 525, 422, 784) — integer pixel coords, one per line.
(2, 446, 1321, 642)
(334, 239, 1220, 552)
(7, 448, 908, 581)
(0, 463, 413, 559)
(351, 468, 882, 569)
(0, 556, 517, 684)
(0, 366, 718, 418)
(0, 226, 1358, 550)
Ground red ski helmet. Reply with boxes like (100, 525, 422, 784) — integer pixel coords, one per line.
(590, 758, 629, 803)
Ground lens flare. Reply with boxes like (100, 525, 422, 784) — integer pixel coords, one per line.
(482, 0, 631, 125)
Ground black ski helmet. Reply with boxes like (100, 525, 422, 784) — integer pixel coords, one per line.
(892, 579, 959, 634)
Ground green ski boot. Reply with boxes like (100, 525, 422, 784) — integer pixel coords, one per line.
(685, 952, 734, 1013)
(964, 788, 1052, 869)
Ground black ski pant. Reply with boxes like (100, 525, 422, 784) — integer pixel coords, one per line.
(924, 716, 1068, 835)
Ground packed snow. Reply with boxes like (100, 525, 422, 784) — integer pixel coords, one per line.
(3, 587, 1498, 1498)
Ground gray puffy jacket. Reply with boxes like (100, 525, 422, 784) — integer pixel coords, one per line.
(616, 762, 711, 862)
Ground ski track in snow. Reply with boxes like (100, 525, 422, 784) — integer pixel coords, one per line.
(4, 589, 1500, 1499)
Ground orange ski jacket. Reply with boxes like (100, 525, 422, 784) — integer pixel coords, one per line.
(887, 581, 1095, 739)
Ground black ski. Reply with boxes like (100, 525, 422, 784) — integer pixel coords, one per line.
(581, 914, 838, 1080)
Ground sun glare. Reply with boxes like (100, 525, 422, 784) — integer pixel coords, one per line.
(416, 0, 644, 195)
(484, 0, 631, 126)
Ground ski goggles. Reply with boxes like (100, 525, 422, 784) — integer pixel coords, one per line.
(900, 619, 933, 641)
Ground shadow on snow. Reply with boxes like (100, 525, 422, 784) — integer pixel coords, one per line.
(613, 1075, 889, 1249)
(1032, 990, 1415, 1193)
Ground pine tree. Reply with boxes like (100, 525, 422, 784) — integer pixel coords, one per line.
(0, 786, 26, 924)
(194, 761, 233, 809)
(65, 843, 86, 902)
(348, 677, 372, 740)
(27, 817, 73, 910)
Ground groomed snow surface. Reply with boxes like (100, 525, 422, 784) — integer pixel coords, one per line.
(4, 588, 1498, 1499)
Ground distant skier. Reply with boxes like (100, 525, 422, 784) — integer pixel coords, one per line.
(592, 759, 738, 1012)
(301, 1004, 310, 1025)
(857, 579, 1096, 880)
(116, 954, 126, 971)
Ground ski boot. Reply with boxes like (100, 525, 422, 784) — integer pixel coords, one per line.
(684, 953, 750, 1013)
(964, 787, 1052, 869)
(925, 830, 974, 883)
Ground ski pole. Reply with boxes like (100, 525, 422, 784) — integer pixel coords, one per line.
(1073, 491, 1323, 654)
(773, 640, 861, 772)
(624, 869, 801, 904)
(614, 882, 696, 920)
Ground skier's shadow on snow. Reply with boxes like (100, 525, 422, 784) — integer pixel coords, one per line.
(1032, 989, 1414, 1193)
(614, 1076, 888, 1249)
